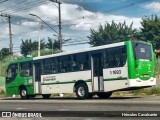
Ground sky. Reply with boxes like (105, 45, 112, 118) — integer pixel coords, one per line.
(0, 0, 160, 55)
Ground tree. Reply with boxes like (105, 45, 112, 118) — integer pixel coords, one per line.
(140, 15, 160, 50)
(21, 38, 60, 57)
(0, 48, 10, 59)
(32, 39, 46, 50)
(46, 37, 60, 50)
(88, 21, 136, 46)
(20, 39, 32, 57)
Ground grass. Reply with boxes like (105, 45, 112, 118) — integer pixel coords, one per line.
(130, 86, 160, 96)
(0, 77, 5, 86)
(0, 90, 6, 97)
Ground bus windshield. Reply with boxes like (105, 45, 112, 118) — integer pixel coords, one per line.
(132, 41, 152, 61)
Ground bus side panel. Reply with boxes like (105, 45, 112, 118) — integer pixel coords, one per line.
(103, 65, 129, 92)
(5, 85, 18, 95)
(40, 71, 92, 94)
(125, 41, 136, 79)
(26, 85, 34, 95)
(103, 80, 129, 92)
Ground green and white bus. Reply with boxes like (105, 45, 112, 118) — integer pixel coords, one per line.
(5, 40, 156, 99)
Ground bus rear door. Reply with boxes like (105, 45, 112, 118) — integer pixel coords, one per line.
(33, 62, 41, 94)
(91, 53, 104, 92)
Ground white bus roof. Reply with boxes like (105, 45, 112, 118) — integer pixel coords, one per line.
(33, 41, 125, 60)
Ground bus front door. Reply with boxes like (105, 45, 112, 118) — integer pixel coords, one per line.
(91, 53, 104, 92)
(33, 62, 41, 94)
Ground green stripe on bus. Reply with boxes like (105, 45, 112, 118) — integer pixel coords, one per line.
(41, 79, 92, 85)
(41, 78, 127, 85)
(104, 77, 128, 81)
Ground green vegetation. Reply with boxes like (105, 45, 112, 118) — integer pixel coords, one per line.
(88, 21, 136, 46)
(130, 87, 160, 96)
(0, 77, 5, 86)
(0, 55, 22, 76)
(21, 37, 60, 57)
(1, 15, 160, 97)
(0, 48, 10, 58)
(31, 49, 61, 57)
(88, 15, 160, 51)
(0, 77, 5, 96)
(140, 15, 160, 50)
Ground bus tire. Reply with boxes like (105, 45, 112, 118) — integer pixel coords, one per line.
(97, 92, 112, 99)
(20, 87, 29, 100)
(76, 83, 89, 99)
(28, 95, 36, 98)
(42, 94, 51, 99)
(88, 93, 93, 99)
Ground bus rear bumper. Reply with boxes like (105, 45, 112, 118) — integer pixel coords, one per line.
(129, 77, 156, 87)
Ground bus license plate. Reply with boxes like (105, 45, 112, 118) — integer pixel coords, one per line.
(143, 74, 148, 77)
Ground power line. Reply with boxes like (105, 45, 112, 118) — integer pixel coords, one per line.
(1, 0, 48, 14)
(59, 0, 153, 26)
(0, 0, 156, 50)
(63, 42, 89, 46)
(0, 0, 28, 13)
(30, 13, 58, 35)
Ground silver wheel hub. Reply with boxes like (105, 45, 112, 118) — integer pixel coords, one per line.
(21, 90, 26, 96)
(78, 87, 85, 97)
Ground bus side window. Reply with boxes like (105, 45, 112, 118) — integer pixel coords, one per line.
(6, 69, 12, 78)
(6, 64, 18, 83)
(105, 46, 126, 68)
(72, 53, 89, 71)
(72, 55, 79, 71)
(42, 58, 55, 74)
(59, 56, 72, 73)
(20, 62, 32, 77)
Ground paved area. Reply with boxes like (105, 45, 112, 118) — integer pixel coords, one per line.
(0, 96, 160, 120)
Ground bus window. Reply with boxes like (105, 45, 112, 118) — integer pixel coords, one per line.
(72, 53, 90, 71)
(6, 64, 18, 83)
(132, 42, 152, 61)
(105, 46, 126, 68)
(42, 58, 55, 74)
(59, 56, 72, 73)
(20, 62, 32, 77)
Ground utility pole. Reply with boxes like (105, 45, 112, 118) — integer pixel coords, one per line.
(8, 16, 13, 54)
(49, 0, 62, 51)
(0, 14, 13, 54)
(38, 21, 42, 57)
(58, 1, 62, 51)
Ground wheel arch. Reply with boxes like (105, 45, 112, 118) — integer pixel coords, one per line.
(73, 80, 88, 92)
(18, 85, 27, 93)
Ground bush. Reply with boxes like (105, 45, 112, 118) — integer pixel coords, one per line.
(130, 87, 160, 96)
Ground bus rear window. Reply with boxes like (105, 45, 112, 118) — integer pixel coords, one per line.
(132, 42, 152, 61)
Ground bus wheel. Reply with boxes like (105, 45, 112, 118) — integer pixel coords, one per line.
(88, 93, 93, 99)
(20, 87, 29, 100)
(76, 83, 89, 99)
(28, 95, 36, 98)
(97, 92, 112, 99)
(42, 94, 51, 99)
